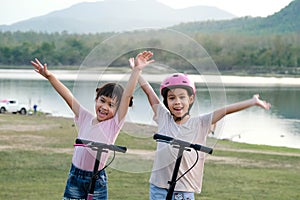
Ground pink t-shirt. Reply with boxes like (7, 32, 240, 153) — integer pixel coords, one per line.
(72, 106, 124, 171)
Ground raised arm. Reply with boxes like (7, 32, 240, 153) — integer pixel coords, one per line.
(138, 75, 160, 115)
(212, 94, 271, 124)
(31, 58, 80, 117)
(129, 55, 160, 115)
(117, 51, 155, 122)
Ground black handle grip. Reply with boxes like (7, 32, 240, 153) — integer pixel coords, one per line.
(75, 138, 127, 153)
(190, 144, 213, 154)
(153, 133, 173, 141)
(75, 138, 89, 144)
(108, 145, 127, 153)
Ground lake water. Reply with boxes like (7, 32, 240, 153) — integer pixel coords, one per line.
(1, 69, 300, 149)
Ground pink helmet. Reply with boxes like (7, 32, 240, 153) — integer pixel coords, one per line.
(160, 73, 196, 96)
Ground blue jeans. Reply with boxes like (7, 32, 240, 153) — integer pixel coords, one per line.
(150, 183, 195, 200)
(62, 164, 108, 200)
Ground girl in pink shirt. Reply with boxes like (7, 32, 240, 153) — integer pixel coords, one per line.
(31, 51, 154, 200)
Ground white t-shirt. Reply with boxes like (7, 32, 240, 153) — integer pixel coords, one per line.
(150, 103, 212, 193)
(72, 106, 124, 171)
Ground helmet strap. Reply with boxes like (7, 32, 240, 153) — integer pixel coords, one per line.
(172, 112, 189, 122)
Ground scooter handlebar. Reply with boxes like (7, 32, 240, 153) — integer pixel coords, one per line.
(153, 134, 213, 154)
(75, 138, 127, 153)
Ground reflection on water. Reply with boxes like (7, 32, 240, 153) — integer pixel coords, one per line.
(0, 77, 300, 149)
(212, 87, 300, 148)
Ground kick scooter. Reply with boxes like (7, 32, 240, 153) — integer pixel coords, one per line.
(74, 138, 127, 200)
(153, 134, 213, 200)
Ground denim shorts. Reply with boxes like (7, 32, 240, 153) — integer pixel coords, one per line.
(62, 164, 108, 200)
(150, 183, 195, 200)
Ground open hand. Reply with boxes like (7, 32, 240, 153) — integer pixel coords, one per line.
(129, 51, 154, 70)
(31, 58, 51, 79)
(253, 94, 271, 110)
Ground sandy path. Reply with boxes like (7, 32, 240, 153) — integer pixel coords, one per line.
(1, 119, 299, 169)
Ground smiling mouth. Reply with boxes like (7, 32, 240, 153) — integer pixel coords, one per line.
(173, 107, 183, 111)
(98, 109, 108, 116)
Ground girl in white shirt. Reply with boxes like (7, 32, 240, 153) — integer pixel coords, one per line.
(130, 58, 271, 200)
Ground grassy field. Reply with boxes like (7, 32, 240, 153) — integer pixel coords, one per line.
(0, 114, 300, 199)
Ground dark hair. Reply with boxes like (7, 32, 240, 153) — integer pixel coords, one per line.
(95, 83, 133, 108)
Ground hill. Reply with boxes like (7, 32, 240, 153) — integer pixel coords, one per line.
(171, 0, 300, 34)
(0, 0, 235, 33)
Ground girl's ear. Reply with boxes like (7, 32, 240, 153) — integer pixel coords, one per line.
(189, 95, 195, 104)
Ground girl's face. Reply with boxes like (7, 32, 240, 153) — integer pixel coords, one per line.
(167, 88, 194, 120)
(95, 95, 118, 122)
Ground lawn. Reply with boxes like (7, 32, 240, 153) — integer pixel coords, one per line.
(0, 114, 299, 199)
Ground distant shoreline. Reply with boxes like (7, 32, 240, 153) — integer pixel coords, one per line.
(1, 69, 300, 87)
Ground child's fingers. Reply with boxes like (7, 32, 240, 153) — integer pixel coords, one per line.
(147, 59, 155, 65)
(30, 60, 37, 67)
(136, 52, 143, 59)
(128, 58, 135, 68)
(139, 51, 152, 60)
(265, 102, 271, 110)
(143, 51, 153, 59)
(31, 61, 42, 72)
(35, 58, 45, 69)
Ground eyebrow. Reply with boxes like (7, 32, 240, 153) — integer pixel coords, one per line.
(100, 96, 117, 103)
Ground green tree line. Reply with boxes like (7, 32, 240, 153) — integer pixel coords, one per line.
(0, 30, 299, 75)
(194, 32, 300, 74)
(0, 31, 110, 66)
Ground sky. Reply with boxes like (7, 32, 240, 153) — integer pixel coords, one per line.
(0, 0, 294, 25)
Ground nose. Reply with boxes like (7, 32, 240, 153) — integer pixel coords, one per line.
(102, 103, 109, 110)
(174, 97, 180, 104)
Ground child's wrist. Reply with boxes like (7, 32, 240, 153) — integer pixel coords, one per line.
(252, 97, 258, 106)
(133, 67, 142, 71)
(46, 72, 54, 80)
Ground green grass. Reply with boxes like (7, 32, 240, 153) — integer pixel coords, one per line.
(0, 114, 300, 199)
(201, 150, 300, 199)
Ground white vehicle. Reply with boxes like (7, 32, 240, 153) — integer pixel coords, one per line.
(0, 99, 28, 115)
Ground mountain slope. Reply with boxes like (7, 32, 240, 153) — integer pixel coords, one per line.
(171, 0, 300, 34)
(261, 0, 300, 33)
(0, 0, 235, 33)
